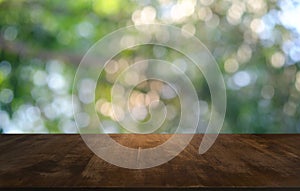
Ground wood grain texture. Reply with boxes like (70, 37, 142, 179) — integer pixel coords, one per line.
(0, 134, 299, 188)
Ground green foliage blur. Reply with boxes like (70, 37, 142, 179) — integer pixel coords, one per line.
(0, 0, 300, 133)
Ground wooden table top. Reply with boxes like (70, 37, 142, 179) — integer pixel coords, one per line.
(0, 134, 299, 189)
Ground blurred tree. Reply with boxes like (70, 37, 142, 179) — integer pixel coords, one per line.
(0, 0, 299, 133)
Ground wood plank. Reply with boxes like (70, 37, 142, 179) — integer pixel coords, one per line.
(0, 134, 299, 188)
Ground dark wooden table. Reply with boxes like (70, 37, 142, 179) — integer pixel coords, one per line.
(0, 134, 300, 190)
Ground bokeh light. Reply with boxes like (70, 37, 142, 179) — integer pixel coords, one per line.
(0, 0, 300, 133)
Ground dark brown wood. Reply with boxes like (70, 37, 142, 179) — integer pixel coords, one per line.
(0, 134, 299, 188)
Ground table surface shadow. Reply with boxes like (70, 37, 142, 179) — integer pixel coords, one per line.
(0, 134, 299, 188)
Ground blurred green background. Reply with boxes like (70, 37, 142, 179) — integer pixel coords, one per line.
(0, 0, 300, 133)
